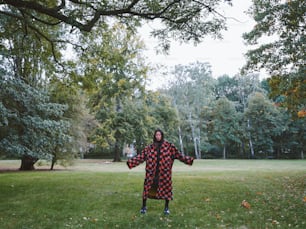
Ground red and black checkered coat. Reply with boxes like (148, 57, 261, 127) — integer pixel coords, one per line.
(127, 141, 194, 200)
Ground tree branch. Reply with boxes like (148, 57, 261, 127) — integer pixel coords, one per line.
(2, 0, 87, 30)
(2, 0, 231, 32)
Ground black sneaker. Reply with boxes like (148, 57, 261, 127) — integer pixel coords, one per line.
(164, 208, 170, 215)
(140, 207, 147, 214)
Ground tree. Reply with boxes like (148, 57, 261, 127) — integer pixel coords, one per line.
(284, 118, 305, 159)
(162, 62, 216, 158)
(48, 78, 98, 169)
(213, 74, 268, 158)
(0, 5, 65, 83)
(244, 92, 288, 158)
(206, 97, 241, 159)
(214, 75, 239, 102)
(127, 90, 180, 154)
(0, 76, 71, 170)
(214, 74, 265, 112)
(271, 115, 305, 159)
(0, 6, 76, 169)
(242, 0, 305, 117)
(89, 89, 180, 160)
(77, 23, 148, 161)
(145, 91, 180, 144)
(120, 93, 154, 154)
(235, 73, 264, 112)
(1, 0, 233, 52)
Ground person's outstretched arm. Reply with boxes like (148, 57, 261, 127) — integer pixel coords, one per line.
(172, 144, 194, 165)
(127, 147, 147, 169)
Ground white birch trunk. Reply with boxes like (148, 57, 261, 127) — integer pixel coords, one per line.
(193, 136, 198, 159)
(197, 135, 201, 159)
(189, 112, 200, 159)
(247, 119, 255, 158)
(178, 126, 184, 155)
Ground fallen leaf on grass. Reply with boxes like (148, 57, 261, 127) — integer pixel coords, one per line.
(241, 200, 251, 209)
(272, 219, 280, 225)
(303, 196, 306, 202)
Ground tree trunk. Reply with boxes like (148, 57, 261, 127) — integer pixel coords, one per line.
(197, 134, 201, 159)
(113, 98, 122, 162)
(276, 146, 281, 159)
(178, 126, 184, 155)
(113, 140, 121, 162)
(20, 155, 38, 170)
(193, 137, 198, 159)
(247, 119, 255, 159)
(189, 112, 200, 159)
(50, 154, 57, 170)
(249, 138, 254, 159)
(223, 145, 226, 159)
(240, 142, 245, 158)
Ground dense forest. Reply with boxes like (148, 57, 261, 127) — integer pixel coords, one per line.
(0, 0, 305, 170)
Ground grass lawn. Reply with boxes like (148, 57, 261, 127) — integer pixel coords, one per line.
(0, 159, 305, 229)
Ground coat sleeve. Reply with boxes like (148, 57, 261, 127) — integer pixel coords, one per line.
(126, 147, 147, 169)
(172, 144, 194, 165)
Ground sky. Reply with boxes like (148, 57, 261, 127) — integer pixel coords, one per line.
(139, 0, 265, 89)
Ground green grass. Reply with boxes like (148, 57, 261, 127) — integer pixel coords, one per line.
(0, 160, 305, 229)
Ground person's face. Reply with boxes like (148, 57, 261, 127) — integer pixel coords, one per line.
(155, 131, 162, 141)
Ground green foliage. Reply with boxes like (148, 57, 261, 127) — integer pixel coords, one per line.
(160, 62, 304, 159)
(0, 6, 65, 84)
(145, 91, 180, 144)
(245, 92, 289, 156)
(48, 78, 97, 162)
(75, 23, 170, 160)
(91, 90, 179, 158)
(233, 73, 265, 112)
(0, 77, 71, 160)
(162, 62, 216, 157)
(268, 74, 306, 118)
(214, 75, 239, 101)
(75, 23, 147, 95)
(274, 115, 306, 159)
(1, 1, 232, 52)
(207, 97, 241, 158)
(243, 0, 305, 116)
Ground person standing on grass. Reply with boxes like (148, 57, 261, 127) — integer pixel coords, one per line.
(127, 129, 194, 215)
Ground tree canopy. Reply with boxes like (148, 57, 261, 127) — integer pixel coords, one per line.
(242, 0, 305, 117)
(1, 0, 233, 52)
(0, 76, 71, 170)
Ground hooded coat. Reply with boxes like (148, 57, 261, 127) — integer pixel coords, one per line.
(127, 140, 194, 200)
